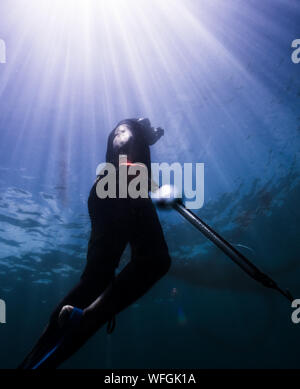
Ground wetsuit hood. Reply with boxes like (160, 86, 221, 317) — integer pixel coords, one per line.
(106, 119, 152, 170)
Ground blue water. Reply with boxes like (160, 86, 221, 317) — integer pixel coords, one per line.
(0, 0, 300, 368)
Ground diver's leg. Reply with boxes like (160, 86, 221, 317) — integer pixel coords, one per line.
(19, 229, 128, 369)
(84, 198, 171, 327)
(32, 198, 171, 368)
(18, 278, 97, 369)
(85, 250, 171, 328)
(18, 273, 112, 369)
(19, 190, 131, 369)
(30, 248, 171, 369)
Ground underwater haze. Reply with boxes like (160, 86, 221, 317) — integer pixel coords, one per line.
(0, 0, 300, 368)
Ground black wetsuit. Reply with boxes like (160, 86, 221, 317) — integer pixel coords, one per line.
(19, 119, 171, 369)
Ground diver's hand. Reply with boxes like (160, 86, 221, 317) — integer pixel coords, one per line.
(151, 184, 181, 208)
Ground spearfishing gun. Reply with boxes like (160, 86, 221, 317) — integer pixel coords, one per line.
(152, 185, 294, 303)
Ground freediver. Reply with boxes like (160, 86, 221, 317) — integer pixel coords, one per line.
(19, 118, 171, 369)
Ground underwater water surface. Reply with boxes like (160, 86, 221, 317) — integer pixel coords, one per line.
(0, 0, 300, 368)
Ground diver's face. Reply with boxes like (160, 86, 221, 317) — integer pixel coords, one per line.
(113, 124, 133, 149)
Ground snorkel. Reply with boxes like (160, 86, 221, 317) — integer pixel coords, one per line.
(135, 118, 164, 146)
